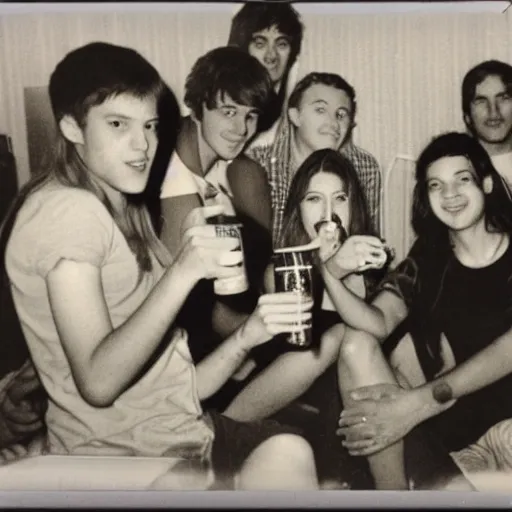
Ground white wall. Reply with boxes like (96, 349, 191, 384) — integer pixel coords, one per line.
(0, 3, 510, 186)
(0, 3, 510, 254)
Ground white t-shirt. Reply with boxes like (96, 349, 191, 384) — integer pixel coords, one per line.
(5, 181, 214, 459)
(490, 152, 512, 195)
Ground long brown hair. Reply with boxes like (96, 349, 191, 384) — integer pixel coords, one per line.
(279, 148, 373, 249)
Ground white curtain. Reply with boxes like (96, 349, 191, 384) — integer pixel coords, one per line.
(0, 4, 510, 248)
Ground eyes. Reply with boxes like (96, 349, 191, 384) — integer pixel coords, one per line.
(220, 107, 259, 123)
(472, 92, 512, 108)
(304, 193, 348, 203)
(251, 37, 291, 51)
(427, 173, 475, 192)
(313, 106, 350, 121)
(107, 118, 159, 133)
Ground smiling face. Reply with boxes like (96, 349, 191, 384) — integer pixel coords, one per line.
(64, 93, 159, 206)
(299, 171, 351, 241)
(198, 92, 260, 162)
(426, 155, 487, 233)
(466, 75, 512, 153)
(248, 25, 292, 86)
(289, 83, 353, 153)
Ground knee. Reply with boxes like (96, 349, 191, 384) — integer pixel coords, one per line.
(249, 433, 316, 475)
(238, 434, 318, 489)
(259, 433, 315, 464)
(338, 328, 380, 365)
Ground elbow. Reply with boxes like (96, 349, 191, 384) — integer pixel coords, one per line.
(77, 378, 117, 408)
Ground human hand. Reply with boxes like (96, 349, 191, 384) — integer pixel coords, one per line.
(336, 383, 422, 456)
(0, 360, 46, 448)
(238, 292, 314, 349)
(317, 221, 342, 263)
(177, 205, 244, 282)
(324, 236, 388, 279)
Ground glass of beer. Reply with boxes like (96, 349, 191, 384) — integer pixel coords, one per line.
(208, 214, 249, 296)
(273, 248, 314, 347)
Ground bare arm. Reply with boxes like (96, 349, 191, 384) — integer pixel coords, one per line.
(47, 218, 241, 407)
(196, 292, 314, 400)
(321, 268, 407, 340)
(414, 324, 512, 420)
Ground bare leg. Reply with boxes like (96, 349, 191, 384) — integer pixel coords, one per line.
(236, 434, 318, 490)
(337, 327, 408, 490)
(225, 324, 346, 422)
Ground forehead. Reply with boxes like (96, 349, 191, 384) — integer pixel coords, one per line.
(299, 84, 352, 109)
(307, 171, 345, 190)
(92, 92, 157, 117)
(426, 155, 474, 179)
(213, 91, 258, 112)
(251, 25, 289, 40)
(474, 74, 508, 97)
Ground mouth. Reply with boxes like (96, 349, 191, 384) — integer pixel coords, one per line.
(126, 159, 149, 172)
(485, 120, 504, 128)
(321, 132, 340, 140)
(223, 137, 246, 148)
(443, 203, 466, 214)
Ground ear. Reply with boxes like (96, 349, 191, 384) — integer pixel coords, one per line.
(483, 175, 493, 194)
(288, 107, 300, 128)
(463, 113, 473, 131)
(59, 115, 84, 145)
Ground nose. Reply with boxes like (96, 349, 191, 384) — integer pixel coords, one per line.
(441, 182, 459, 199)
(488, 99, 501, 119)
(232, 115, 248, 138)
(321, 198, 332, 222)
(131, 127, 150, 151)
(264, 44, 278, 64)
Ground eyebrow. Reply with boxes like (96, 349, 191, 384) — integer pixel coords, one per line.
(218, 102, 260, 114)
(427, 169, 472, 180)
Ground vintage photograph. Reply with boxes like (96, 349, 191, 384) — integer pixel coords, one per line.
(0, 0, 511, 500)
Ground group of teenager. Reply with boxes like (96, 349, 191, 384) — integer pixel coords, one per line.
(0, 3, 511, 491)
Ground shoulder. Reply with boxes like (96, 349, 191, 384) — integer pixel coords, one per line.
(7, 183, 116, 276)
(343, 143, 381, 171)
(17, 183, 112, 230)
(245, 144, 272, 169)
(227, 155, 269, 189)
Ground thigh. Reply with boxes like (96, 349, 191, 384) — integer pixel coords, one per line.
(207, 410, 303, 490)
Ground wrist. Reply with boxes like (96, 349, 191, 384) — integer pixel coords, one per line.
(414, 383, 451, 421)
(235, 316, 265, 351)
(324, 257, 352, 280)
(167, 255, 200, 294)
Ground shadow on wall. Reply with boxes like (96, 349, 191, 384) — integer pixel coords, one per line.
(23, 85, 182, 234)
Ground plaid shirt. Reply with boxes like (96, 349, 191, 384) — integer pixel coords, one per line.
(249, 140, 382, 243)
(341, 142, 382, 235)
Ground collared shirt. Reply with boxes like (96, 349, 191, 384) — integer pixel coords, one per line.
(341, 142, 382, 235)
(250, 139, 382, 243)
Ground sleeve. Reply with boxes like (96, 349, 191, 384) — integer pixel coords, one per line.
(28, 189, 114, 278)
(160, 154, 198, 199)
(371, 240, 422, 308)
(363, 155, 382, 236)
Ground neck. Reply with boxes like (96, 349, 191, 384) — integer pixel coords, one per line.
(290, 131, 313, 175)
(450, 221, 508, 268)
(177, 117, 218, 177)
(478, 137, 512, 157)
